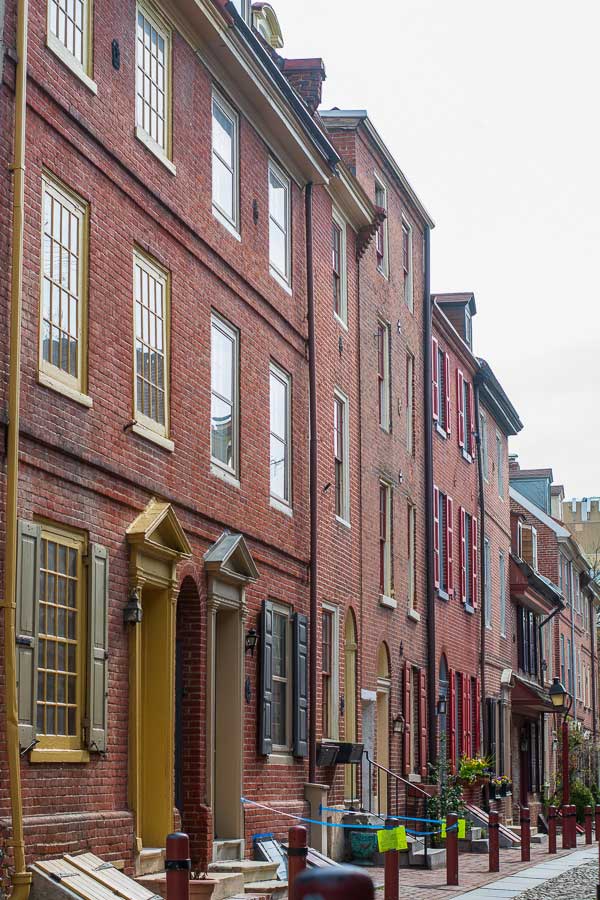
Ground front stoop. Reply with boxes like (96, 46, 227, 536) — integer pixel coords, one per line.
(137, 872, 245, 900)
(213, 840, 245, 862)
(243, 881, 287, 899)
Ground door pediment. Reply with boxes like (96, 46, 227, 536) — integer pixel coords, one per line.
(127, 498, 193, 562)
(204, 531, 259, 585)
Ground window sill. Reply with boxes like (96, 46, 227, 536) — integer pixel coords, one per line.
(38, 371, 93, 408)
(135, 127, 176, 175)
(270, 495, 293, 517)
(334, 313, 349, 332)
(436, 588, 449, 602)
(46, 33, 98, 94)
(29, 748, 90, 763)
(435, 423, 448, 440)
(461, 449, 473, 464)
(379, 593, 397, 609)
(464, 603, 475, 615)
(213, 206, 241, 241)
(210, 461, 240, 489)
(407, 773, 422, 783)
(131, 421, 174, 452)
(270, 268, 293, 295)
(266, 752, 296, 766)
(335, 515, 351, 530)
(407, 608, 420, 623)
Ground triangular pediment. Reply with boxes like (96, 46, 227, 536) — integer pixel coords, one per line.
(204, 531, 259, 584)
(126, 498, 192, 560)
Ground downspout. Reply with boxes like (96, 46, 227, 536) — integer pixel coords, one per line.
(570, 567, 577, 724)
(3, 0, 32, 893)
(590, 595, 597, 740)
(473, 379, 487, 750)
(423, 225, 436, 764)
(305, 182, 318, 783)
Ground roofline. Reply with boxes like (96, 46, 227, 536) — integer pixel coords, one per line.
(509, 486, 571, 538)
(475, 358, 523, 437)
(432, 302, 478, 370)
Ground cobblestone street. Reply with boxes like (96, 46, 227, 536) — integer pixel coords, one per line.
(517, 861, 598, 899)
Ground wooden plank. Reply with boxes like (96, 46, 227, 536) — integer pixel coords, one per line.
(65, 854, 158, 900)
(35, 859, 122, 900)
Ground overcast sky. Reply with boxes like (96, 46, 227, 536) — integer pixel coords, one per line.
(273, 0, 599, 499)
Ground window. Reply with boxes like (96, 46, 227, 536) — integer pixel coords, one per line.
(133, 250, 169, 439)
(499, 550, 506, 637)
(465, 307, 472, 348)
(484, 537, 492, 628)
(269, 363, 291, 506)
(434, 487, 453, 597)
(432, 340, 451, 434)
(333, 391, 349, 523)
(48, 0, 92, 78)
(212, 91, 239, 232)
(521, 525, 538, 571)
(408, 502, 416, 610)
(136, 4, 171, 159)
(496, 432, 504, 497)
(560, 634, 566, 685)
(567, 638, 573, 694)
(406, 352, 415, 455)
(230, 0, 250, 22)
(402, 219, 413, 311)
(410, 665, 420, 772)
(40, 174, 88, 397)
(321, 605, 338, 740)
(517, 606, 539, 678)
(457, 373, 474, 458)
(460, 509, 478, 608)
(268, 159, 291, 287)
(374, 177, 388, 276)
(379, 481, 393, 599)
(332, 209, 347, 324)
(211, 314, 239, 477)
(480, 411, 489, 480)
(272, 605, 291, 750)
(377, 321, 391, 431)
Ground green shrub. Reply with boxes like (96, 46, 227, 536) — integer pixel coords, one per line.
(571, 780, 594, 824)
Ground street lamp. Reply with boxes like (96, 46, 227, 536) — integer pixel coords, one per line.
(549, 677, 573, 805)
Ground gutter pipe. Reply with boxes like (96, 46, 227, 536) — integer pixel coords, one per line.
(473, 380, 487, 752)
(423, 225, 436, 763)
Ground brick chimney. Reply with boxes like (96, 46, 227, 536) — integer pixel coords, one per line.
(509, 454, 520, 474)
(282, 58, 326, 114)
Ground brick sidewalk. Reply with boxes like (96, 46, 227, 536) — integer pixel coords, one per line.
(365, 836, 593, 897)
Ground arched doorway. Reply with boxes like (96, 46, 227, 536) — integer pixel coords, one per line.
(344, 610, 358, 802)
(376, 643, 391, 815)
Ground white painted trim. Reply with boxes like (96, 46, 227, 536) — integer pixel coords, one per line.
(269, 361, 292, 507)
(135, 127, 177, 174)
(332, 205, 348, 326)
(361, 689, 377, 702)
(210, 462, 240, 489)
(322, 602, 340, 741)
(46, 32, 98, 94)
(131, 421, 175, 452)
(211, 87, 240, 232)
(38, 372, 93, 408)
(379, 593, 397, 610)
(268, 158, 292, 288)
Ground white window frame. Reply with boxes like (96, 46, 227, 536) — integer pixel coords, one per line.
(406, 351, 414, 455)
(334, 389, 350, 526)
(379, 479, 394, 606)
(496, 431, 504, 498)
(402, 217, 413, 312)
(374, 174, 389, 278)
(268, 158, 291, 289)
(480, 411, 488, 481)
(269, 362, 292, 511)
(499, 550, 506, 637)
(408, 501, 416, 613)
(271, 601, 292, 753)
(484, 537, 492, 629)
(211, 89, 240, 236)
(47, 0, 96, 92)
(230, 0, 250, 22)
(332, 206, 348, 327)
(210, 312, 239, 482)
(321, 602, 339, 740)
(377, 320, 391, 433)
(135, 2, 174, 170)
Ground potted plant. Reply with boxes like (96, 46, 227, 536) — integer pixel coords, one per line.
(456, 755, 492, 787)
(498, 775, 512, 797)
(489, 777, 503, 800)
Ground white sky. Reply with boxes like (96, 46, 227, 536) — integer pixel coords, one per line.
(272, 0, 599, 499)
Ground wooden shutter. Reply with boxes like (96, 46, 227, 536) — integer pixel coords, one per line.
(259, 600, 274, 755)
(468, 382, 475, 458)
(88, 543, 109, 752)
(448, 669, 456, 772)
(16, 520, 41, 748)
(432, 338, 439, 421)
(444, 353, 451, 434)
(522, 526, 534, 566)
(457, 370, 465, 447)
(446, 496, 454, 597)
(475, 679, 482, 753)
(472, 517, 479, 609)
(403, 662, 411, 775)
(459, 507, 466, 603)
(433, 486, 440, 589)
(419, 669, 427, 777)
(292, 612, 308, 757)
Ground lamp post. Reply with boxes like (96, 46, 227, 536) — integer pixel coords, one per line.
(549, 677, 573, 805)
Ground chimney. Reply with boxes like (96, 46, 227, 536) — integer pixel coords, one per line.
(509, 454, 520, 474)
(282, 58, 326, 114)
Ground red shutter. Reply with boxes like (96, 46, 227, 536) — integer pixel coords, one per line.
(419, 669, 427, 777)
(432, 338, 439, 421)
(463, 675, 470, 757)
(446, 496, 454, 597)
(475, 679, 482, 753)
(403, 662, 411, 775)
(377, 326, 384, 425)
(459, 507, 466, 603)
(472, 516, 479, 609)
(457, 370, 465, 447)
(468, 382, 475, 459)
(433, 486, 440, 589)
(445, 353, 451, 435)
(448, 669, 456, 772)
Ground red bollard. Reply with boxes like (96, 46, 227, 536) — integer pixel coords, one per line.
(595, 805, 600, 842)
(288, 825, 308, 900)
(585, 806, 593, 844)
(383, 818, 399, 900)
(548, 805, 557, 854)
(165, 832, 191, 900)
(561, 805, 569, 850)
(488, 810, 499, 872)
(520, 807, 530, 862)
(295, 866, 375, 899)
(446, 813, 459, 886)
(570, 804, 577, 848)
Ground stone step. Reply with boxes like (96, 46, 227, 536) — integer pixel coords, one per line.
(408, 846, 446, 870)
(136, 848, 165, 876)
(136, 872, 245, 900)
(244, 881, 287, 899)
(470, 838, 489, 853)
(508, 824, 539, 836)
(213, 840, 244, 862)
(208, 862, 279, 885)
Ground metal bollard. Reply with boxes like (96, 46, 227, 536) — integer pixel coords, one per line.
(383, 818, 399, 900)
(446, 812, 459, 886)
(548, 805, 557, 854)
(295, 866, 375, 899)
(288, 825, 308, 900)
(520, 807, 530, 862)
(488, 810, 499, 872)
(165, 832, 191, 900)
(585, 806, 593, 844)
(561, 805, 569, 850)
(570, 804, 577, 848)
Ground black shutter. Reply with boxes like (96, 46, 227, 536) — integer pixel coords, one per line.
(292, 612, 308, 757)
(498, 701, 505, 775)
(485, 698, 497, 766)
(258, 600, 273, 756)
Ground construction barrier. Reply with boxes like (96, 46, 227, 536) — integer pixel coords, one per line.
(488, 810, 499, 872)
(295, 866, 375, 899)
(165, 833, 191, 900)
(520, 807, 530, 863)
(287, 825, 308, 900)
(446, 812, 458, 886)
(548, 805, 557, 854)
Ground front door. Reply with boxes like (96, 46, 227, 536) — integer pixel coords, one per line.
(213, 607, 243, 840)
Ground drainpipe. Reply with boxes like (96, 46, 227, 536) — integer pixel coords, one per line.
(570, 565, 577, 724)
(305, 182, 318, 783)
(3, 0, 32, 893)
(473, 380, 487, 751)
(590, 595, 597, 740)
(423, 225, 436, 764)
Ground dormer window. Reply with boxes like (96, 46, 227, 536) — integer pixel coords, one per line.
(251, 3, 284, 46)
(465, 307, 472, 348)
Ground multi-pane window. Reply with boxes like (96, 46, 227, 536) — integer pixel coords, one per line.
(48, 0, 90, 71)
(212, 91, 239, 230)
(432, 339, 450, 434)
(268, 160, 291, 286)
(41, 175, 88, 393)
(321, 610, 332, 736)
(408, 502, 416, 610)
(272, 607, 291, 750)
(480, 412, 488, 480)
(464, 512, 472, 606)
(497, 432, 504, 497)
(517, 605, 539, 678)
(406, 352, 415, 455)
(560, 634, 566, 686)
(334, 392, 349, 523)
(211, 314, 239, 476)
(499, 551, 506, 637)
(484, 537, 492, 628)
(402, 219, 413, 311)
(374, 178, 388, 276)
(269, 363, 291, 505)
(377, 321, 391, 431)
(134, 251, 169, 437)
(37, 528, 83, 747)
(136, 4, 170, 155)
(521, 525, 538, 570)
(567, 638, 573, 694)
(434, 488, 452, 596)
(459, 509, 477, 608)
(332, 210, 347, 323)
(379, 481, 393, 598)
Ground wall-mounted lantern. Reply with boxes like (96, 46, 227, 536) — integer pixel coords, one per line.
(245, 627, 258, 656)
(123, 587, 143, 625)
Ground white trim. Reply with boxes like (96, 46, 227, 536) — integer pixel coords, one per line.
(509, 486, 571, 537)
(211, 88, 240, 232)
(334, 388, 350, 524)
(210, 311, 239, 478)
(212, 207, 242, 241)
(268, 158, 291, 287)
(38, 372, 93, 408)
(407, 608, 420, 623)
(332, 206, 348, 326)
(131, 421, 175, 452)
(379, 594, 397, 610)
(269, 361, 292, 508)
(271, 600, 293, 753)
(374, 173, 389, 278)
(270, 496, 293, 517)
(361, 689, 377, 702)
(210, 462, 240, 489)
(46, 32, 98, 94)
(402, 216, 413, 313)
(322, 602, 340, 741)
(135, 127, 177, 174)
